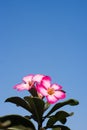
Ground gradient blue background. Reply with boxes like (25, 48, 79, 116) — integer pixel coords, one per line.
(0, 0, 87, 130)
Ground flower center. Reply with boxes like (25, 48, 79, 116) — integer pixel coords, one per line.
(47, 88, 55, 95)
(28, 81, 34, 87)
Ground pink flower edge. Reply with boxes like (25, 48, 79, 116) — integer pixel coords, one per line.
(13, 83, 30, 91)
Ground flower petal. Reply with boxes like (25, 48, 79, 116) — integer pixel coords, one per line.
(13, 83, 30, 91)
(42, 76, 51, 82)
(51, 84, 62, 90)
(36, 85, 48, 96)
(22, 74, 34, 83)
(46, 95, 58, 104)
(41, 76, 51, 89)
(33, 74, 44, 82)
(54, 90, 66, 99)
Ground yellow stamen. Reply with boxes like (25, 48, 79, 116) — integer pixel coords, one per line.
(47, 88, 55, 95)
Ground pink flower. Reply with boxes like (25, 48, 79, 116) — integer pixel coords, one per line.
(13, 74, 46, 91)
(36, 77, 66, 104)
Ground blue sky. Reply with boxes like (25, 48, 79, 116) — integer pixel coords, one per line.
(0, 0, 87, 129)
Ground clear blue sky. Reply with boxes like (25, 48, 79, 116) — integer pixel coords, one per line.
(0, 0, 87, 130)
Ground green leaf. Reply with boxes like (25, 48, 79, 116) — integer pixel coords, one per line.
(44, 102, 50, 111)
(52, 128, 61, 130)
(0, 114, 35, 130)
(52, 125, 70, 130)
(24, 96, 45, 125)
(29, 87, 38, 97)
(7, 125, 34, 130)
(46, 111, 73, 128)
(55, 111, 73, 124)
(44, 99, 79, 118)
(5, 97, 32, 113)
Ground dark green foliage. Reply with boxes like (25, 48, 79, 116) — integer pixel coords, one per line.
(5, 97, 32, 113)
(44, 99, 79, 118)
(46, 111, 73, 127)
(1, 96, 79, 130)
(24, 96, 45, 125)
(52, 125, 71, 130)
(29, 87, 38, 97)
(0, 114, 35, 130)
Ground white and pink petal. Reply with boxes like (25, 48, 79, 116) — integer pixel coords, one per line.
(13, 83, 30, 91)
(33, 74, 44, 82)
(54, 90, 66, 99)
(36, 85, 48, 96)
(51, 84, 62, 90)
(41, 77, 51, 89)
(46, 95, 58, 104)
(22, 74, 34, 83)
(42, 76, 51, 82)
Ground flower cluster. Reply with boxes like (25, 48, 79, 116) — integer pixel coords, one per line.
(14, 74, 66, 104)
(0, 73, 79, 130)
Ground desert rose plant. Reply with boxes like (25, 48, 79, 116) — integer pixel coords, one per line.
(0, 74, 79, 130)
